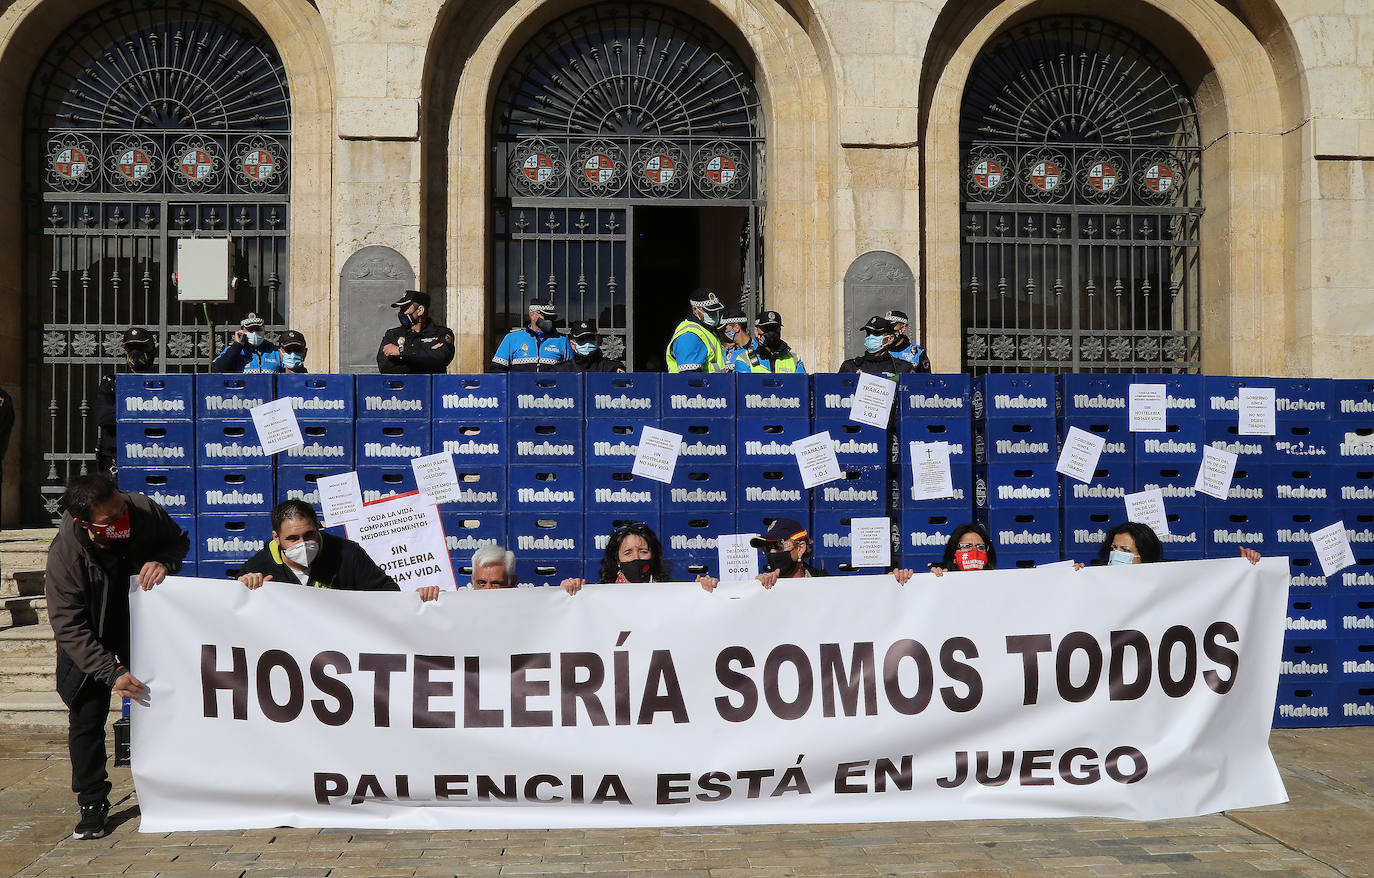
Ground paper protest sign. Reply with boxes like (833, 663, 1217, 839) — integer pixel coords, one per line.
(849, 373, 897, 429)
(1123, 488, 1170, 536)
(346, 494, 457, 592)
(250, 398, 304, 455)
(632, 426, 683, 484)
(794, 432, 842, 489)
(850, 517, 891, 568)
(316, 471, 365, 527)
(1237, 387, 1277, 437)
(1194, 445, 1239, 500)
(1056, 427, 1106, 483)
(1311, 520, 1356, 577)
(411, 451, 462, 504)
(717, 534, 760, 581)
(908, 441, 954, 501)
(1128, 384, 1167, 433)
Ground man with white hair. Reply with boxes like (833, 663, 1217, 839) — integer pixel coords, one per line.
(470, 545, 517, 589)
(490, 298, 571, 372)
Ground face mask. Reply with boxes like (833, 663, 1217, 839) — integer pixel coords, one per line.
(953, 547, 988, 571)
(618, 559, 653, 583)
(398, 310, 414, 328)
(863, 334, 885, 353)
(700, 310, 720, 328)
(284, 540, 319, 567)
(534, 318, 554, 334)
(574, 342, 598, 356)
(766, 549, 798, 576)
(761, 330, 782, 351)
(245, 331, 264, 347)
(282, 352, 304, 369)
(84, 510, 131, 542)
(127, 349, 154, 371)
(1108, 550, 1136, 566)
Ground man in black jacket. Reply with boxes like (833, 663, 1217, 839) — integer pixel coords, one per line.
(236, 499, 439, 601)
(838, 316, 916, 378)
(93, 327, 159, 478)
(45, 474, 189, 839)
(552, 320, 625, 372)
(376, 290, 456, 374)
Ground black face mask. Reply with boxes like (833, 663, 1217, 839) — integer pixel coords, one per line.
(766, 549, 798, 576)
(618, 559, 653, 583)
(760, 330, 782, 352)
(127, 350, 155, 372)
(535, 318, 555, 334)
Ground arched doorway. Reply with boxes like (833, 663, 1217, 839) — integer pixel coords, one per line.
(23, 0, 291, 522)
(958, 16, 1202, 374)
(490, 2, 763, 370)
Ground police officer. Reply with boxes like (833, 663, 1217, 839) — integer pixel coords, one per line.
(736, 309, 807, 373)
(885, 309, 931, 372)
(93, 327, 158, 479)
(839, 316, 916, 378)
(665, 288, 726, 373)
(553, 320, 624, 372)
(278, 330, 308, 373)
(377, 290, 456, 374)
(212, 313, 282, 373)
(490, 298, 572, 372)
(719, 309, 755, 371)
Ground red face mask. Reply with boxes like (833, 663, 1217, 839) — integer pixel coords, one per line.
(954, 547, 988, 571)
(83, 510, 132, 541)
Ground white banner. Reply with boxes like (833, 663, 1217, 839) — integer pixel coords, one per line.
(130, 558, 1290, 831)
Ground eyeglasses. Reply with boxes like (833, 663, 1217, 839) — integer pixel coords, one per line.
(955, 541, 986, 551)
(610, 522, 651, 538)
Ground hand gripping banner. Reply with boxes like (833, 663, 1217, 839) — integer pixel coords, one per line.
(129, 558, 1290, 831)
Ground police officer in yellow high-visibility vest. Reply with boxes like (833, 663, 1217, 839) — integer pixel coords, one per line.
(734, 309, 807, 373)
(665, 289, 727, 373)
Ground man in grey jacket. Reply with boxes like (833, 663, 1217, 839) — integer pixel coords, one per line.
(45, 474, 189, 839)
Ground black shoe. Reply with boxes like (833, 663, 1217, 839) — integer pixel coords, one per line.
(73, 799, 109, 839)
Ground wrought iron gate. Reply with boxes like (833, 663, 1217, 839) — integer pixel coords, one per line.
(959, 17, 1203, 374)
(491, 2, 764, 368)
(23, 0, 290, 522)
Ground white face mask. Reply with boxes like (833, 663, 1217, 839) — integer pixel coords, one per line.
(284, 540, 319, 567)
(1108, 549, 1135, 566)
(245, 331, 265, 347)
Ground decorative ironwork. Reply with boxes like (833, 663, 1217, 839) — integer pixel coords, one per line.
(23, 0, 291, 523)
(960, 16, 1202, 374)
(492, 3, 764, 369)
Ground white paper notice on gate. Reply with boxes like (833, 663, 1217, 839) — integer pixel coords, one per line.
(345, 493, 457, 592)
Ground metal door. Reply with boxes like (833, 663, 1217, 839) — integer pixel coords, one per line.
(23, 0, 290, 522)
(959, 17, 1203, 374)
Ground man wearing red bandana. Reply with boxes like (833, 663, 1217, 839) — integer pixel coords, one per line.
(44, 474, 189, 840)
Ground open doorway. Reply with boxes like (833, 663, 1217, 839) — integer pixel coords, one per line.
(632, 205, 750, 372)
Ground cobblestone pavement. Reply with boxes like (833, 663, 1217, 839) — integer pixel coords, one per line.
(2, 728, 1370, 877)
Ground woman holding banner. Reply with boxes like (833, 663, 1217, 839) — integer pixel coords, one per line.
(561, 521, 719, 593)
(1087, 522, 1261, 566)
(928, 522, 998, 576)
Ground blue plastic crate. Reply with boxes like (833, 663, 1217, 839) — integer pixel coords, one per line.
(432, 374, 506, 420)
(584, 468, 660, 511)
(275, 465, 353, 515)
(895, 505, 970, 564)
(1286, 594, 1335, 639)
(973, 374, 1057, 421)
(1333, 592, 1374, 637)
(277, 373, 354, 420)
(1344, 510, 1374, 560)
(1335, 421, 1374, 461)
(1271, 465, 1335, 507)
(584, 421, 647, 467)
(115, 374, 193, 422)
(1272, 421, 1334, 461)
(356, 374, 431, 419)
(812, 373, 864, 419)
(1276, 378, 1335, 422)
(1332, 681, 1374, 726)
(1060, 462, 1132, 505)
(1205, 508, 1270, 555)
(355, 466, 419, 504)
(812, 418, 889, 467)
(897, 416, 973, 463)
(975, 417, 1059, 463)
(1061, 506, 1117, 559)
(737, 466, 807, 508)
(660, 419, 735, 464)
(509, 511, 584, 557)
(444, 466, 506, 511)
(665, 465, 735, 509)
(507, 465, 582, 510)
(1202, 420, 1269, 461)
(582, 512, 661, 559)
(1199, 462, 1270, 506)
(896, 462, 973, 507)
(1333, 379, 1374, 421)
(1134, 462, 1201, 504)
(355, 420, 430, 466)
(1278, 638, 1336, 678)
(1158, 505, 1206, 560)
(514, 559, 584, 588)
(1062, 416, 1132, 464)
(509, 372, 583, 419)
(676, 554, 723, 578)
(737, 418, 810, 465)
(814, 466, 887, 510)
(507, 419, 583, 464)
(1287, 553, 1334, 590)
(196, 421, 270, 468)
(196, 373, 274, 420)
(1135, 421, 1205, 462)
(198, 513, 271, 563)
(118, 421, 196, 468)
(198, 467, 275, 514)
(982, 505, 1061, 557)
(440, 512, 507, 562)
(1062, 374, 1131, 418)
(431, 420, 508, 464)
(995, 551, 1064, 570)
(975, 463, 1059, 509)
(118, 467, 194, 516)
(194, 560, 248, 581)
(1337, 559, 1374, 590)
(1336, 637, 1374, 677)
(1202, 376, 1275, 421)
(813, 553, 892, 576)
(896, 373, 971, 418)
(1154, 374, 1205, 419)
(735, 373, 809, 419)
(661, 373, 733, 417)
(279, 420, 354, 466)
(660, 511, 736, 558)
(1332, 464, 1374, 506)
(585, 372, 660, 419)
(1273, 681, 1335, 728)
(812, 510, 892, 559)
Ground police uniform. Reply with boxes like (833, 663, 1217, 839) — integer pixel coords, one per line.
(839, 315, 915, 378)
(666, 289, 727, 373)
(491, 326, 573, 371)
(736, 309, 806, 373)
(885, 309, 931, 372)
(212, 313, 282, 373)
(377, 290, 456, 374)
(552, 320, 624, 372)
(94, 328, 158, 478)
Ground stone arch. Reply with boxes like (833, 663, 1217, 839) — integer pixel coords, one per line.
(423, 0, 838, 371)
(0, 0, 333, 524)
(920, 0, 1306, 375)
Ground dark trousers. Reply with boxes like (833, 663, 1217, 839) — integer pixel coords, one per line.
(68, 681, 113, 805)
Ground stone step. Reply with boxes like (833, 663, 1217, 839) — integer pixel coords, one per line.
(0, 595, 47, 628)
(0, 626, 56, 661)
(0, 665, 54, 691)
(0, 690, 121, 728)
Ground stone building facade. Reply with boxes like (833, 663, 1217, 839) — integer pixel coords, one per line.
(0, 0, 1370, 522)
